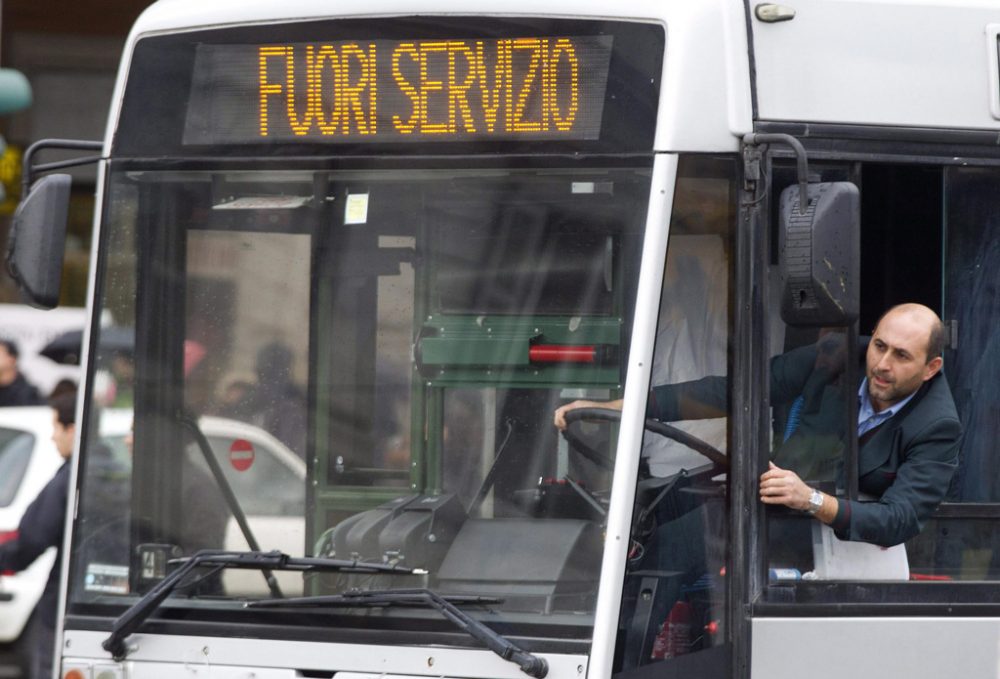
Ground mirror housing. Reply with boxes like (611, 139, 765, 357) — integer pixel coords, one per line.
(779, 181, 860, 327)
(5, 174, 72, 309)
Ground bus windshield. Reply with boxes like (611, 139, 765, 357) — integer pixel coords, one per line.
(69, 162, 655, 644)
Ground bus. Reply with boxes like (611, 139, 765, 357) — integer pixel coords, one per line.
(7, 1, 1000, 677)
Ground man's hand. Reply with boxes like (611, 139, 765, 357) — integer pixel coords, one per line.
(553, 399, 623, 431)
(760, 462, 839, 524)
(759, 461, 812, 511)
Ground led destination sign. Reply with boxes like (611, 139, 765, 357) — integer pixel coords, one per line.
(183, 36, 613, 145)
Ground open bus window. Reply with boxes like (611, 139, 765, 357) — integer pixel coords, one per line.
(758, 162, 1000, 603)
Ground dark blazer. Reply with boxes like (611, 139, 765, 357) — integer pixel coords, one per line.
(831, 373, 961, 546)
(648, 339, 962, 548)
(0, 461, 70, 627)
(0, 373, 43, 407)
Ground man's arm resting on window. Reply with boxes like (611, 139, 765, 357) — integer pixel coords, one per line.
(831, 417, 961, 547)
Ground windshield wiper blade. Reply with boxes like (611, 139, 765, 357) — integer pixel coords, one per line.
(102, 550, 424, 661)
(248, 588, 548, 679)
(247, 589, 503, 608)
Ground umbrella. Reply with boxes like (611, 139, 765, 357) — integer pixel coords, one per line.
(40, 326, 134, 365)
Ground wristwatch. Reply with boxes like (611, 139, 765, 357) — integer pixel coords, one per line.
(806, 488, 824, 515)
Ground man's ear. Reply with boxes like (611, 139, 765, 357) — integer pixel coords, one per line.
(923, 356, 943, 381)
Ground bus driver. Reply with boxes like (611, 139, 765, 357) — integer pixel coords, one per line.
(554, 303, 963, 548)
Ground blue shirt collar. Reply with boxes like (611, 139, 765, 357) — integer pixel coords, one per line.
(857, 377, 918, 427)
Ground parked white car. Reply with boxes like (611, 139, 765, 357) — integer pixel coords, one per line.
(0, 407, 64, 676)
(97, 412, 307, 595)
(0, 405, 306, 675)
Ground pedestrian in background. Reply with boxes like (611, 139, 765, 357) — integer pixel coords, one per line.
(0, 339, 43, 407)
(0, 389, 76, 679)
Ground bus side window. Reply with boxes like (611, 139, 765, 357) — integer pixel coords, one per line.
(762, 161, 1000, 589)
(907, 167, 1000, 581)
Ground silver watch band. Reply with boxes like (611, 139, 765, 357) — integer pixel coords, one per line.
(806, 488, 823, 515)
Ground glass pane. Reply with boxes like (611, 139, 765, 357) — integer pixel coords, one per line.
(614, 156, 735, 674)
(943, 167, 1000, 505)
(766, 326, 851, 575)
(72, 179, 137, 598)
(905, 517, 1000, 581)
(186, 231, 311, 457)
(760, 164, 856, 580)
(0, 430, 34, 507)
(69, 161, 656, 646)
(921, 166, 1000, 584)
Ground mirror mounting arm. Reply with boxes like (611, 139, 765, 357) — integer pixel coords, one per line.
(742, 132, 809, 214)
(22, 138, 103, 197)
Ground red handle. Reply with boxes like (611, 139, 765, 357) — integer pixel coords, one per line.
(529, 345, 596, 364)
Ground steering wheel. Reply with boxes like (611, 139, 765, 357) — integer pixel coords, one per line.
(560, 407, 728, 470)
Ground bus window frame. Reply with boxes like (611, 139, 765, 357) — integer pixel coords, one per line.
(753, 141, 1000, 615)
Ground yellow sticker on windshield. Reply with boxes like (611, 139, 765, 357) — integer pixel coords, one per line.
(345, 193, 369, 225)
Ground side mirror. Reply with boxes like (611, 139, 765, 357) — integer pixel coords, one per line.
(779, 181, 860, 327)
(5, 174, 72, 309)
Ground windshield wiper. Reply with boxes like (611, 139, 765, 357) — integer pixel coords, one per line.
(103, 550, 425, 661)
(248, 588, 548, 678)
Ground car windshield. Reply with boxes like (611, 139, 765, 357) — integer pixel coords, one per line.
(0, 428, 34, 508)
(69, 162, 653, 641)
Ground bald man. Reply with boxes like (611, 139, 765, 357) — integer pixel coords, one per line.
(555, 304, 961, 547)
(760, 303, 961, 547)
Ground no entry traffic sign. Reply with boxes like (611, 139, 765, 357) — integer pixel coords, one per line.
(229, 439, 255, 471)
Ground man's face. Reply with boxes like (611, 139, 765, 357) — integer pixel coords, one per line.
(51, 412, 76, 460)
(0, 345, 15, 373)
(866, 310, 942, 411)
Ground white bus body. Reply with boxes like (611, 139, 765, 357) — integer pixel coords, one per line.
(25, 2, 1000, 679)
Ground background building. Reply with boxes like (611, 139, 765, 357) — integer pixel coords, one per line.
(0, 0, 153, 307)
